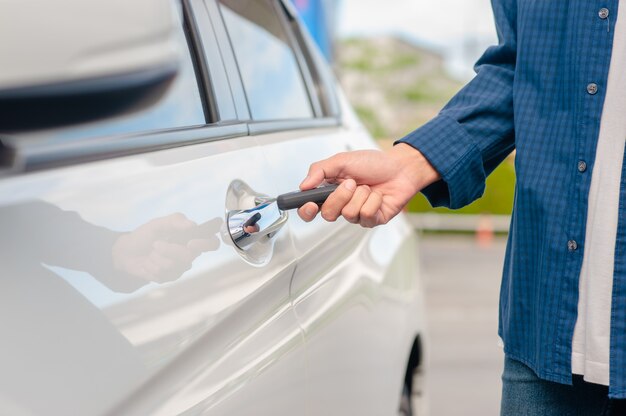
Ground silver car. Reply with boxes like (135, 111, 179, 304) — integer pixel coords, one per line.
(0, 0, 425, 415)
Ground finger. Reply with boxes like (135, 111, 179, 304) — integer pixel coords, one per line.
(169, 213, 196, 230)
(143, 213, 196, 239)
(341, 185, 371, 224)
(300, 153, 346, 190)
(297, 202, 319, 222)
(165, 217, 223, 245)
(141, 258, 160, 279)
(147, 251, 190, 283)
(320, 179, 357, 222)
(244, 224, 260, 234)
(123, 259, 153, 280)
(153, 240, 196, 264)
(148, 249, 175, 270)
(359, 191, 383, 228)
(199, 217, 223, 234)
(188, 237, 220, 253)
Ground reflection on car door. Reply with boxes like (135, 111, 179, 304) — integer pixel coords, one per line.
(0, 136, 308, 416)
(0, 2, 308, 414)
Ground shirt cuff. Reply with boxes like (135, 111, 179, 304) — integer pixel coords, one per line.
(395, 114, 486, 209)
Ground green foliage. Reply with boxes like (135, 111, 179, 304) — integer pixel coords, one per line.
(401, 79, 460, 104)
(406, 158, 516, 215)
(387, 53, 420, 71)
(403, 82, 439, 103)
(343, 58, 375, 72)
(343, 50, 420, 74)
(354, 105, 387, 139)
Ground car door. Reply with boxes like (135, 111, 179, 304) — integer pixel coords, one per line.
(0, 2, 309, 415)
(261, 124, 424, 415)
(224, 3, 425, 415)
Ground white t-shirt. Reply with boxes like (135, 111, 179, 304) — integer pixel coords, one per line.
(571, 3, 626, 386)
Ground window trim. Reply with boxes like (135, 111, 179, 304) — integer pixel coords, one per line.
(203, 0, 251, 121)
(187, 0, 241, 122)
(0, 116, 342, 174)
(182, 0, 218, 123)
(247, 117, 339, 136)
(282, 0, 341, 118)
(271, 0, 324, 118)
(213, 0, 324, 121)
(0, 0, 344, 175)
(0, 123, 248, 173)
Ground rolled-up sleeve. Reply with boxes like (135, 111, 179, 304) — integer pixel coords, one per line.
(396, 0, 517, 209)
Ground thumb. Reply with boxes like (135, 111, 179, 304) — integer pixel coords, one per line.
(141, 213, 195, 238)
(300, 154, 345, 190)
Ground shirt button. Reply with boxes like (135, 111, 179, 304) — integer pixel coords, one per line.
(578, 160, 587, 172)
(599, 8, 610, 19)
(568, 240, 578, 252)
(587, 83, 598, 95)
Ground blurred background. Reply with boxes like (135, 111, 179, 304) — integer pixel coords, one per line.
(292, 1, 511, 414)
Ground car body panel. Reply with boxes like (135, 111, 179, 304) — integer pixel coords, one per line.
(258, 118, 424, 416)
(0, 136, 309, 415)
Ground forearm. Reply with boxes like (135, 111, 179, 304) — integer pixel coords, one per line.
(396, 0, 517, 209)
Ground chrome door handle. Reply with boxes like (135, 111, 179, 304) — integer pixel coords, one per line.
(227, 201, 288, 250)
(226, 181, 338, 251)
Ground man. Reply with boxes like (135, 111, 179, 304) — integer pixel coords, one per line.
(298, 1, 626, 414)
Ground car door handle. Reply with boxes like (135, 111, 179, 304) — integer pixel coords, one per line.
(227, 184, 338, 250)
(228, 202, 287, 250)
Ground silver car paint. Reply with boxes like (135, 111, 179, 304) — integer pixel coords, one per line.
(260, 119, 424, 415)
(0, 10, 424, 416)
(0, 118, 423, 416)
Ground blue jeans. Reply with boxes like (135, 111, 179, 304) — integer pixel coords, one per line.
(500, 356, 626, 415)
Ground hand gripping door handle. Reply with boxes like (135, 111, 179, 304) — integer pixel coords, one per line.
(227, 184, 339, 250)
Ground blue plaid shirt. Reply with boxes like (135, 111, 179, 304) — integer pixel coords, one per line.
(398, 0, 626, 398)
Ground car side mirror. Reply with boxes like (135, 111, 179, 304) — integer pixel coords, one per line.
(0, 0, 181, 132)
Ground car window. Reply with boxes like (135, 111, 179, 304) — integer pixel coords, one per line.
(47, 1, 206, 142)
(218, 0, 314, 121)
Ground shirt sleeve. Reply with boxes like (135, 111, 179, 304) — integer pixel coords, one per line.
(396, 0, 517, 209)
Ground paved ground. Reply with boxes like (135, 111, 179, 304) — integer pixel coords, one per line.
(417, 233, 507, 416)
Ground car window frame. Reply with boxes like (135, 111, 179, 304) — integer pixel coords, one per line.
(0, 0, 342, 175)
(272, 0, 324, 118)
(0, 0, 249, 174)
(211, 0, 338, 125)
(212, 0, 320, 121)
(280, 0, 341, 119)
(240, 0, 342, 136)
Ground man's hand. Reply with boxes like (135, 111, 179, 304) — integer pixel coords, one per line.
(298, 143, 440, 228)
(112, 214, 221, 283)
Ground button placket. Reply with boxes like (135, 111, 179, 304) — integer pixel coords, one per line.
(598, 7, 610, 32)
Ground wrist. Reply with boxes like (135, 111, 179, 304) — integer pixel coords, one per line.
(390, 142, 441, 191)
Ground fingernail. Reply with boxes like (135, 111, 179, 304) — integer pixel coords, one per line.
(304, 207, 313, 217)
(301, 175, 310, 185)
(345, 180, 356, 191)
